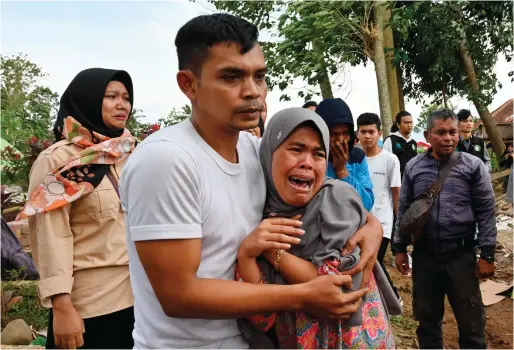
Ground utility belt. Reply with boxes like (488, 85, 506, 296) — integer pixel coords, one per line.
(414, 235, 477, 255)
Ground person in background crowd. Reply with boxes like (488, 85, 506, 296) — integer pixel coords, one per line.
(20, 68, 137, 349)
(246, 102, 266, 138)
(456, 109, 492, 172)
(315, 98, 374, 211)
(383, 111, 417, 179)
(119, 14, 383, 349)
(500, 143, 513, 193)
(356, 113, 402, 304)
(394, 109, 496, 349)
(302, 100, 318, 111)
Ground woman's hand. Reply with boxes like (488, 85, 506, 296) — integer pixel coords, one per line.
(238, 217, 304, 260)
(340, 213, 382, 288)
(51, 294, 85, 349)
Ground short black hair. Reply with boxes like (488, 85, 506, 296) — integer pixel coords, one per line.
(427, 109, 457, 132)
(357, 113, 381, 131)
(457, 109, 472, 121)
(302, 101, 318, 109)
(175, 14, 259, 74)
(395, 110, 411, 125)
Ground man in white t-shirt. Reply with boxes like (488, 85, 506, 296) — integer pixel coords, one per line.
(357, 112, 402, 302)
(119, 14, 383, 349)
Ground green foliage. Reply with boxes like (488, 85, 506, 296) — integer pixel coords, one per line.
(1, 54, 58, 187)
(390, 315, 417, 331)
(212, 1, 371, 101)
(1, 54, 59, 151)
(158, 104, 191, 127)
(125, 108, 147, 136)
(391, 1, 513, 106)
(2, 270, 48, 331)
(414, 103, 447, 133)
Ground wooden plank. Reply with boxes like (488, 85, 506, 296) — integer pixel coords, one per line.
(491, 169, 511, 181)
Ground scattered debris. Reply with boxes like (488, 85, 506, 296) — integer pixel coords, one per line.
(1, 319, 34, 345)
(480, 280, 514, 306)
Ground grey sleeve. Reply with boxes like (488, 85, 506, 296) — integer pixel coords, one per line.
(484, 147, 492, 172)
(393, 166, 414, 251)
(472, 159, 497, 254)
(313, 183, 368, 266)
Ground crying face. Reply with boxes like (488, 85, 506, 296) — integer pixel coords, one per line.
(271, 124, 327, 206)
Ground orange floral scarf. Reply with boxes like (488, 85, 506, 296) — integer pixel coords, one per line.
(17, 117, 136, 220)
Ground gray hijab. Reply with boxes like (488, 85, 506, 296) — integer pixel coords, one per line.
(258, 107, 367, 325)
(259, 107, 331, 218)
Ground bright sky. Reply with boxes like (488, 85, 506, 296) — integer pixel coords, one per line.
(2, 0, 512, 141)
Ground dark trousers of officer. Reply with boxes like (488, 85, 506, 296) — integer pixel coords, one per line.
(412, 246, 486, 349)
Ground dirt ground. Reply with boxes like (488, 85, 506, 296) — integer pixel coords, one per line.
(386, 231, 513, 349)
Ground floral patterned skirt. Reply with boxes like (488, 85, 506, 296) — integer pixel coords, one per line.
(271, 274, 396, 349)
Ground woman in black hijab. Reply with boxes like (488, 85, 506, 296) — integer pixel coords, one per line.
(23, 68, 136, 349)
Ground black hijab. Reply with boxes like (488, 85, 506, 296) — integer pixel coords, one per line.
(54, 68, 134, 141)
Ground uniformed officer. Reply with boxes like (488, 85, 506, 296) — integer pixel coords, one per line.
(456, 109, 492, 172)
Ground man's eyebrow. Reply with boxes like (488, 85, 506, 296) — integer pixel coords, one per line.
(217, 66, 267, 75)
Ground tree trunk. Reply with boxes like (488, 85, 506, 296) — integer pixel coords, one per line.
(373, 1, 393, 137)
(458, 34, 505, 158)
(380, 3, 400, 120)
(442, 83, 448, 108)
(312, 39, 333, 99)
(396, 63, 405, 111)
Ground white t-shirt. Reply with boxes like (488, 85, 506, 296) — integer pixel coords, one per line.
(366, 150, 401, 239)
(119, 120, 266, 349)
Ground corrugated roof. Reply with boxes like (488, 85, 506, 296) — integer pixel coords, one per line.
(475, 99, 514, 128)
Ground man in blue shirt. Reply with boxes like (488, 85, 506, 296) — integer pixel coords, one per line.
(315, 98, 374, 211)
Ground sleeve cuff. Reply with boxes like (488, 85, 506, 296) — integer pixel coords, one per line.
(480, 246, 495, 257)
(130, 224, 202, 241)
(37, 275, 74, 308)
(393, 243, 408, 254)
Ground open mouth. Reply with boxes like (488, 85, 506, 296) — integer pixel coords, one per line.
(288, 176, 313, 190)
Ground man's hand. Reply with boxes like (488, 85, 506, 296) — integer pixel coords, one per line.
(238, 217, 304, 259)
(331, 140, 349, 179)
(340, 213, 382, 288)
(476, 258, 494, 279)
(395, 253, 411, 276)
(51, 294, 85, 349)
(301, 275, 369, 320)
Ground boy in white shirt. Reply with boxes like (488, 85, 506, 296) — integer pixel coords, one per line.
(357, 112, 402, 302)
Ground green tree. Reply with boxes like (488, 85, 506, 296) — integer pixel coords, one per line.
(125, 108, 147, 136)
(212, 1, 395, 134)
(158, 105, 191, 127)
(391, 1, 513, 157)
(1, 54, 59, 150)
(414, 104, 445, 133)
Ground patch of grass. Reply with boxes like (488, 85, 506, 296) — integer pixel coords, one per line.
(2, 269, 48, 331)
(390, 315, 417, 331)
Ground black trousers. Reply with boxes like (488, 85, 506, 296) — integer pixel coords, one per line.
(377, 237, 400, 300)
(412, 248, 486, 349)
(46, 306, 134, 349)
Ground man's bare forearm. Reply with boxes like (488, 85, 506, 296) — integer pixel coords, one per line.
(157, 277, 306, 319)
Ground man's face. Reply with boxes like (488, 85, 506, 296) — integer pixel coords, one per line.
(459, 116, 474, 133)
(178, 42, 267, 132)
(357, 124, 382, 151)
(399, 115, 413, 135)
(508, 145, 513, 153)
(329, 123, 352, 145)
(427, 118, 459, 159)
